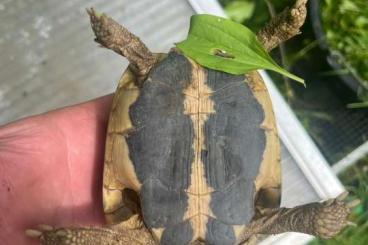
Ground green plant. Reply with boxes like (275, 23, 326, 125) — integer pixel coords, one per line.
(176, 14, 304, 84)
(222, 0, 255, 23)
(321, 0, 368, 102)
(220, 0, 294, 31)
(220, 0, 303, 99)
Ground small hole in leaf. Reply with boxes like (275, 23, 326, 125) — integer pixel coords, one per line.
(212, 49, 235, 59)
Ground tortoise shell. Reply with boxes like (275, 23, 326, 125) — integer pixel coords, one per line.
(103, 50, 280, 245)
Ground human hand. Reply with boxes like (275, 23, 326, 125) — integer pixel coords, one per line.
(0, 95, 113, 244)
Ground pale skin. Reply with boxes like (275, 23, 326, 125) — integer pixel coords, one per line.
(0, 95, 112, 245)
(0, 0, 355, 244)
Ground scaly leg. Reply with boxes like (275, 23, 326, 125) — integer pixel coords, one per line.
(239, 192, 356, 243)
(26, 224, 156, 245)
(257, 0, 308, 52)
(87, 8, 157, 81)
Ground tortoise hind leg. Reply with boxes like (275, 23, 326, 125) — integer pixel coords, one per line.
(87, 8, 156, 80)
(256, 0, 308, 52)
(238, 192, 354, 243)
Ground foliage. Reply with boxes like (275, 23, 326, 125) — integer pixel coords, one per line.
(223, 0, 255, 23)
(176, 14, 304, 84)
(220, 0, 294, 31)
(321, 0, 368, 101)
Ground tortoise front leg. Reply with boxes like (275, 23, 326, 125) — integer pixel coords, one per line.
(239, 192, 355, 243)
(257, 0, 308, 52)
(26, 224, 156, 245)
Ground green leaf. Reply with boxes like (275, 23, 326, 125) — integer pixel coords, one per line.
(176, 14, 304, 85)
(347, 101, 368, 109)
(224, 1, 255, 23)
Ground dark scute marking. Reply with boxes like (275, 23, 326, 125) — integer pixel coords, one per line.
(150, 51, 193, 90)
(203, 69, 265, 226)
(206, 70, 247, 89)
(127, 51, 194, 189)
(161, 220, 193, 245)
(140, 179, 188, 228)
(126, 52, 195, 234)
(211, 178, 255, 224)
(205, 217, 236, 245)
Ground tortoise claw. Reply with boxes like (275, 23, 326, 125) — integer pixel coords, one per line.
(347, 199, 361, 209)
(346, 221, 357, 227)
(324, 198, 334, 206)
(25, 229, 43, 238)
(38, 224, 54, 231)
(337, 191, 349, 201)
(26, 224, 54, 239)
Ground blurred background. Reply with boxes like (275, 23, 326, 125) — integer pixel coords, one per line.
(0, 0, 366, 244)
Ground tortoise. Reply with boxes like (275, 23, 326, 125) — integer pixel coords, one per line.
(27, 1, 354, 244)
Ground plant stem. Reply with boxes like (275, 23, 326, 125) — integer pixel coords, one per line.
(265, 0, 294, 100)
